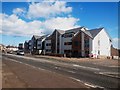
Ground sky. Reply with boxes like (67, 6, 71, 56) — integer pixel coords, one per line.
(0, 1, 119, 48)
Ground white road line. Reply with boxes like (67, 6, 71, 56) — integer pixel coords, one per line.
(84, 83, 104, 89)
(69, 77, 104, 89)
(67, 70, 76, 73)
(73, 64, 100, 71)
(69, 77, 83, 83)
(84, 83, 96, 88)
(98, 72, 120, 79)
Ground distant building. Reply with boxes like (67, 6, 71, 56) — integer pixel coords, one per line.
(111, 45, 119, 59)
(30, 35, 48, 54)
(18, 43, 24, 50)
(6, 45, 18, 53)
(0, 44, 6, 51)
(37, 35, 48, 54)
(30, 35, 41, 54)
(24, 41, 29, 53)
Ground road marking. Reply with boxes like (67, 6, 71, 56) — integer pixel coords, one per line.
(67, 70, 76, 73)
(84, 83, 104, 89)
(84, 83, 96, 88)
(98, 72, 120, 79)
(69, 77, 104, 89)
(72, 64, 100, 71)
(69, 77, 82, 82)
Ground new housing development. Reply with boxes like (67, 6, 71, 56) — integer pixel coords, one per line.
(22, 26, 112, 58)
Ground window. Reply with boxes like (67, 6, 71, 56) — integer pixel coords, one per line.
(38, 44, 41, 46)
(98, 40, 100, 46)
(64, 42, 72, 45)
(46, 43, 51, 46)
(74, 41, 78, 46)
(84, 39, 89, 48)
(46, 49, 51, 52)
(64, 34, 73, 38)
(98, 50, 100, 55)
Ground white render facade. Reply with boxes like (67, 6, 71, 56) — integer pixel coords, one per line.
(91, 28, 112, 56)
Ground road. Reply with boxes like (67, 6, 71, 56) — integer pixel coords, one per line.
(2, 54, 119, 89)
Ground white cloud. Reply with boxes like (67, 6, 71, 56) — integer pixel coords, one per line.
(1, 13, 79, 36)
(43, 17, 79, 31)
(27, 1, 72, 19)
(1, 13, 43, 36)
(112, 38, 120, 49)
(1, 1, 79, 37)
(13, 8, 26, 16)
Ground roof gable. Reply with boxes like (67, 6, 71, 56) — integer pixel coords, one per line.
(33, 35, 41, 40)
(88, 27, 103, 38)
(72, 30, 93, 40)
(56, 29, 65, 34)
(65, 26, 84, 33)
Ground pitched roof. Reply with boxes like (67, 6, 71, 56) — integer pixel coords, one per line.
(65, 26, 84, 33)
(38, 35, 48, 40)
(83, 30, 93, 38)
(56, 30, 65, 34)
(88, 27, 103, 37)
(72, 30, 93, 40)
(45, 35, 52, 40)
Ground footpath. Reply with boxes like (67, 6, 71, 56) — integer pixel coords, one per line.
(25, 54, 119, 67)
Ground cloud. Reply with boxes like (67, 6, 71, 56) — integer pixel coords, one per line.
(1, 1, 79, 37)
(1, 13, 79, 36)
(13, 8, 26, 16)
(112, 38, 120, 49)
(43, 17, 79, 31)
(1, 13, 43, 36)
(27, 1, 72, 19)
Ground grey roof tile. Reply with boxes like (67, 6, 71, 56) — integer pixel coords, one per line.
(88, 27, 104, 37)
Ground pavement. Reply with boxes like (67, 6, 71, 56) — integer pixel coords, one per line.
(2, 55, 88, 88)
(25, 54, 120, 67)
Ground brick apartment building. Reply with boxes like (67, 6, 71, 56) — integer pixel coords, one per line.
(24, 26, 112, 58)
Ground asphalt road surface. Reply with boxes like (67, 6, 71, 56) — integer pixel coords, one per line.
(2, 54, 120, 89)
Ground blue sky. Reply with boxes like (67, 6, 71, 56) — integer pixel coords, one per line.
(0, 1, 119, 48)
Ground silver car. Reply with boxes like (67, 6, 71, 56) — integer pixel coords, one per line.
(17, 50, 24, 55)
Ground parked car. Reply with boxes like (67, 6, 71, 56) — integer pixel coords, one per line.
(17, 50, 24, 55)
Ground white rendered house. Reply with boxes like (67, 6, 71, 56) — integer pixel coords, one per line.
(89, 28, 112, 57)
